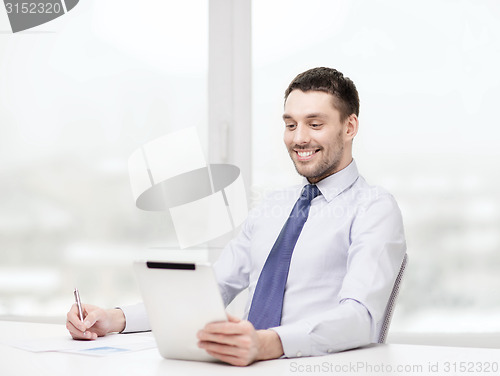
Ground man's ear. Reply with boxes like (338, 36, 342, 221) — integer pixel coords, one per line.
(344, 114, 359, 141)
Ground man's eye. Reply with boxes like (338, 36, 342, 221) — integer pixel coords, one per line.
(310, 123, 321, 128)
(285, 124, 296, 129)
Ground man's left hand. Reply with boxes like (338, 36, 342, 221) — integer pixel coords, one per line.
(197, 313, 284, 366)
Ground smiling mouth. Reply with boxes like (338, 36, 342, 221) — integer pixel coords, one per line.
(295, 149, 320, 161)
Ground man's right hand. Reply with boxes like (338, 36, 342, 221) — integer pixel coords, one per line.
(66, 304, 126, 340)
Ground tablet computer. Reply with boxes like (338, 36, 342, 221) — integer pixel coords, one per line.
(133, 260, 227, 361)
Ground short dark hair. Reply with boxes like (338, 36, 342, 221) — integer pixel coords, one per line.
(284, 67, 360, 122)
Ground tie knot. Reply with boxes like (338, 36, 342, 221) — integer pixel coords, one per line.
(301, 184, 321, 202)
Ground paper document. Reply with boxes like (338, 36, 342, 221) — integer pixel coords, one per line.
(6, 332, 156, 356)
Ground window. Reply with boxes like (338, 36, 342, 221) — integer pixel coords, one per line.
(252, 0, 500, 333)
(3, 0, 500, 336)
(0, 0, 208, 318)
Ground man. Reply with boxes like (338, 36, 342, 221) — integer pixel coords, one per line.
(66, 67, 406, 366)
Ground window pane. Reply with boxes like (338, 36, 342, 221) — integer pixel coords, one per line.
(252, 0, 500, 333)
(0, 0, 208, 318)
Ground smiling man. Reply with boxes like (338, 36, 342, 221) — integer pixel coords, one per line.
(283, 89, 355, 183)
(66, 67, 406, 367)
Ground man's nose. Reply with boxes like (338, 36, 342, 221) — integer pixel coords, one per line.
(293, 124, 310, 145)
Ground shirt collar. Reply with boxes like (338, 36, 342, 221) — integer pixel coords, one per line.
(302, 159, 359, 203)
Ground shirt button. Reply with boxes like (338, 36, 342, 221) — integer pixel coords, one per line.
(296, 352, 302, 357)
(327, 349, 333, 354)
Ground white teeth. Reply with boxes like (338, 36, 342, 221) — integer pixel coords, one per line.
(298, 151, 314, 157)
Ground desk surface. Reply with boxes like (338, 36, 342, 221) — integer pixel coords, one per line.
(1, 320, 499, 376)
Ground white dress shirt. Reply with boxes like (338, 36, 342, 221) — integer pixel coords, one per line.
(121, 160, 406, 358)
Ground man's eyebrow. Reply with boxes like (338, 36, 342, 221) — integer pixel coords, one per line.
(305, 113, 328, 119)
(282, 113, 328, 120)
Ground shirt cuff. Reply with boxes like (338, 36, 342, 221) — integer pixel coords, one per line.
(118, 303, 151, 333)
(271, 321, 313, 358)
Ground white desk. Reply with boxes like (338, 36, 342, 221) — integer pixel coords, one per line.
(1, 320, 499, 376)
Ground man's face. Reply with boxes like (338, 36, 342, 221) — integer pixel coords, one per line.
(283, 90, 351, 183)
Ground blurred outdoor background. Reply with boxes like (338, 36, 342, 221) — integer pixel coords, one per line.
(1, 0, 500, 338)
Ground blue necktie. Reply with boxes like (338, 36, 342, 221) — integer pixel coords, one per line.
(248, 184, 321, 330)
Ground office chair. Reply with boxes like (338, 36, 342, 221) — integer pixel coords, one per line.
(377, 253, 408, 344)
